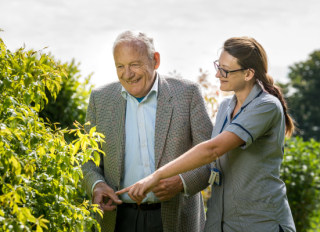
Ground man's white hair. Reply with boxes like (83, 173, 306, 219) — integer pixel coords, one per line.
(113, 30, 156, 60)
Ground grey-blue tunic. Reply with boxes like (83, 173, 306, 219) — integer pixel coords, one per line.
(204, 84, 296, 232)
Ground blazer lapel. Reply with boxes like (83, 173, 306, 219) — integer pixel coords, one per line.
(155, 76, 173, 168)
(111, 85, 126, 185)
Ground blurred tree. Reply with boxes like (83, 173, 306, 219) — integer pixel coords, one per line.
(39, 59, 93, 141)
(285, 50, 320, 141)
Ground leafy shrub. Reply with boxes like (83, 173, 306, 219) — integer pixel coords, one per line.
(281, 137, 320, 232)
(39, 59, 93, 142)
(0, 38, 102, 231)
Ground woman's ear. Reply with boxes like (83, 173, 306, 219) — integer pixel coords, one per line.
(245, 68, 255, 81)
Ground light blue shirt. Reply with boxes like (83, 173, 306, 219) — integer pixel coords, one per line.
(120, 75, 159, 203)
(90, 75, 188, 199)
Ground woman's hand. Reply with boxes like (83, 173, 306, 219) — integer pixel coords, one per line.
(116, 173, 160, 204)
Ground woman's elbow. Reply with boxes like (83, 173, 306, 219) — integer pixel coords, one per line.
(201, 140, 220, 163)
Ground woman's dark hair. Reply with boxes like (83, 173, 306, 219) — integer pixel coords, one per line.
(223, 37, 295, 136)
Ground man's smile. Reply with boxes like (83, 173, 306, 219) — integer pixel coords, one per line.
(126, 77, 141, 84)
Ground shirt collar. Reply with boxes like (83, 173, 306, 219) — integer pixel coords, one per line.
(121, 73, 159, 100)
(229, 83, 263, 109)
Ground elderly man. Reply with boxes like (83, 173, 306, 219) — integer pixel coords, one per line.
(82, 31, 213, 232)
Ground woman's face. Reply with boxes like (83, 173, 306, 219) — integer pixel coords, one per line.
(215, 51, 248, 92)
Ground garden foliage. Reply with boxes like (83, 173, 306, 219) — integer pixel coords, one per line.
(39, 59, 92, 142)
(0, 38, 103, 231)
(282, 137, 320, 232)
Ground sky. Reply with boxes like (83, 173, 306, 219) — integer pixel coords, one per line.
(1, 0, 320, 87)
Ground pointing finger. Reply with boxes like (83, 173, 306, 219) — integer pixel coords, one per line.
(116, 186, 131, 195)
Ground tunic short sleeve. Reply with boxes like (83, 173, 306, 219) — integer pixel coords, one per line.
(225, 98, 282, 149)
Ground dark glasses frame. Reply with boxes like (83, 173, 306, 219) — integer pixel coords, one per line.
(214, 60, 247, 78)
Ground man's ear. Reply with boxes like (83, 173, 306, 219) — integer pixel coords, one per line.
(154, 52, 160, 69)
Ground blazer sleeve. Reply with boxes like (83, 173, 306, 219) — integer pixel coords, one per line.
(81, 90, 106, 197)
(180, 83, 213, 196)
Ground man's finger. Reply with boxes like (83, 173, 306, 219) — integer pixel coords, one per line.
(92, 194, 103, 205)
(158, 196, 170, 202)
(153, 190, 173, 201)
(101, 203, 117, 211)
(153, 190, 167, 198)
(151, 185, 164, 193)
(106, 191, 122, 204)
(101, 198, 117, 211)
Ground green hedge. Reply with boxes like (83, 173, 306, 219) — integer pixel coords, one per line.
(282, 137, 320, 232)
(0, 38, 103, 231)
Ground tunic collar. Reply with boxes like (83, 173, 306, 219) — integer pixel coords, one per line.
(228, 83, 263, 110)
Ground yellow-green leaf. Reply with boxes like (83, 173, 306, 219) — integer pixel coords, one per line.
(93, 151, 100, 166)
(21, 207, 36, 223)
(89, 126, 96, 137)
(73, 141, 80, 155)
(9, 155, 21, 175)
(36, 225, 43, 232)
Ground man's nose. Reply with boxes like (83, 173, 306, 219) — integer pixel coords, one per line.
(123, 66, 134, 79)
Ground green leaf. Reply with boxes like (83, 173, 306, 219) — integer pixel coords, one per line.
(0, 209, 4, 216)
(9, 155, 21, 175)
(73, 141, 80, 156)
(36, 225, 43, 232)
(89, 126, 96, 137)
(93, 151, 100, 167)
(21, 208, 37, 223)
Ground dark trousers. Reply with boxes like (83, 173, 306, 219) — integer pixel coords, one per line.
(115, 203, 163, 232)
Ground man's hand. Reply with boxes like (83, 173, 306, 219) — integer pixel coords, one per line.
(92, 182, 122, 211)
(152, 175, 184, 201)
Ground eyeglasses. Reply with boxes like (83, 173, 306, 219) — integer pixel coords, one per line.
(213, 60, 247, 78)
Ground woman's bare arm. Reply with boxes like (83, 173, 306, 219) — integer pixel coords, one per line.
(117, 131, 244, 203)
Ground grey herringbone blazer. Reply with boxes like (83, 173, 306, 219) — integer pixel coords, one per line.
(82, 75, 213, 232)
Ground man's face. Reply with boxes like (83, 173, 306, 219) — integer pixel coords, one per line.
(113, 41, 160, 98)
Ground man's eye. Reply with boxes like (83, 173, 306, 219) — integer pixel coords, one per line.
(117, 65, 123, 69)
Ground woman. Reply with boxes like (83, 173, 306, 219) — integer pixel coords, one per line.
(117, 37, 296, 232)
